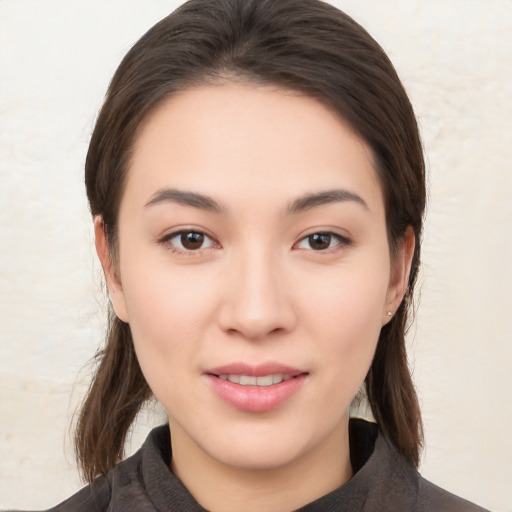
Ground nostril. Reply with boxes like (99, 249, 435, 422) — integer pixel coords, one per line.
(217, 287, 297, 340)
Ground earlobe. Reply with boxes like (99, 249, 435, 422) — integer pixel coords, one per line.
(94, 216, 129, 323)
(383, 227, 415, 324)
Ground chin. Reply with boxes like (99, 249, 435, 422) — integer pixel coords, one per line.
(198, 416, 344, 471)
(210, 438, 308, 471)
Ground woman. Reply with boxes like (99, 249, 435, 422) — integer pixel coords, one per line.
(33, 0, 488, 510)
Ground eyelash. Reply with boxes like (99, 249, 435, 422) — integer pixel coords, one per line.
(294, 232, 351, 252)
(158, 230, 219, 255)
(158, 230, 351, 255)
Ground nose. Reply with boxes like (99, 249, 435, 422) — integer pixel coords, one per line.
(217, 249, 296, 340)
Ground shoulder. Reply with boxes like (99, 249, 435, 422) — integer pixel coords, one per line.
(417, 475, 491, 512)
(40, 450, 144, 512)
(11, 475, 112, 512)
(32, 425, 170, 512)
(49, 476, 110, 512)
(345, 421, 492, 512)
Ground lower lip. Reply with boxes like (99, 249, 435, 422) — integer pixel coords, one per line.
(206, 374, 307, 413)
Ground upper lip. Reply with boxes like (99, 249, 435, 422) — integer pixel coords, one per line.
(206, 362, 307, 377)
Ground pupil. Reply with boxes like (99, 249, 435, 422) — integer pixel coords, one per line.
(181, 232, 204, 250)
(309, 233, 330, 250)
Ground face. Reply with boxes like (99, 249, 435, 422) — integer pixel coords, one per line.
(99, 83, 409, 474)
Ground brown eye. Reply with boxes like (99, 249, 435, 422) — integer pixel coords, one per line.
(180, 231, 205, 250)
(308, 233, 332, 250)
(161, 230, 216, 253)
(295, 232, 350, 252)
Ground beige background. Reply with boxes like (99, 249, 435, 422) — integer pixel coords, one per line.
(1, 1, 511, 510)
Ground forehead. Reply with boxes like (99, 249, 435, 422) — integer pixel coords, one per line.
(124, 83, 384, 215)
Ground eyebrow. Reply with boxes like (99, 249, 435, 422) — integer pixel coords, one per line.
(145, 188, 224, 212)
(287, 189, 369, 214)
(144, 187, 368, 214)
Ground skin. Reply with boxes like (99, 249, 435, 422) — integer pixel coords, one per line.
(95, 83, 414, 512)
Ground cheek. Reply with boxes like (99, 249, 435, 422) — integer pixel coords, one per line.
(119, 263, 223, 416)
(300, 259, 389, 335)
(119, 258, 220, 369)
(297, 259, 389, 383)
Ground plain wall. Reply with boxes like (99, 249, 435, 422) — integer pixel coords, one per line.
(1, 1, 511, 510)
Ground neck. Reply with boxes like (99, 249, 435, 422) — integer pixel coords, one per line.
(169, 419, 353, 512)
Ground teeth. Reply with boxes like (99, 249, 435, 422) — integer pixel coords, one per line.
(239, 375, 257, 385)
(256, 375, 273, 386)
(218, 374, 293, 386)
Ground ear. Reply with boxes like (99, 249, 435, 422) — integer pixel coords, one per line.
(383, 226, 415, 325)
(94, 216, 129, 322)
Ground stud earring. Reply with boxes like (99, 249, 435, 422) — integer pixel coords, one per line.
(387, 311, 393, 317)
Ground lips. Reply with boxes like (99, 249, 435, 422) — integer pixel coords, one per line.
(205, 363, 308, 412)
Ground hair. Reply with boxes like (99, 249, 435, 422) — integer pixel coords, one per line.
(77, 0, 425, 481)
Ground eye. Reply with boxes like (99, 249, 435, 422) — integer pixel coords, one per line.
(295, 232, 350, 251)
(161, 230, 217, 252)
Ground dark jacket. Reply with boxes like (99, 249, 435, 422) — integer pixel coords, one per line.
(27, 420, 489, 512)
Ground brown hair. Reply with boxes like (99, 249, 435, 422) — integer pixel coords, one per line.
(78, 0, 425, 481)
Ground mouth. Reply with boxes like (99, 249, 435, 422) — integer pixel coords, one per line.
(205, 363, 308, 412)
(216, 374, 295, 386)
